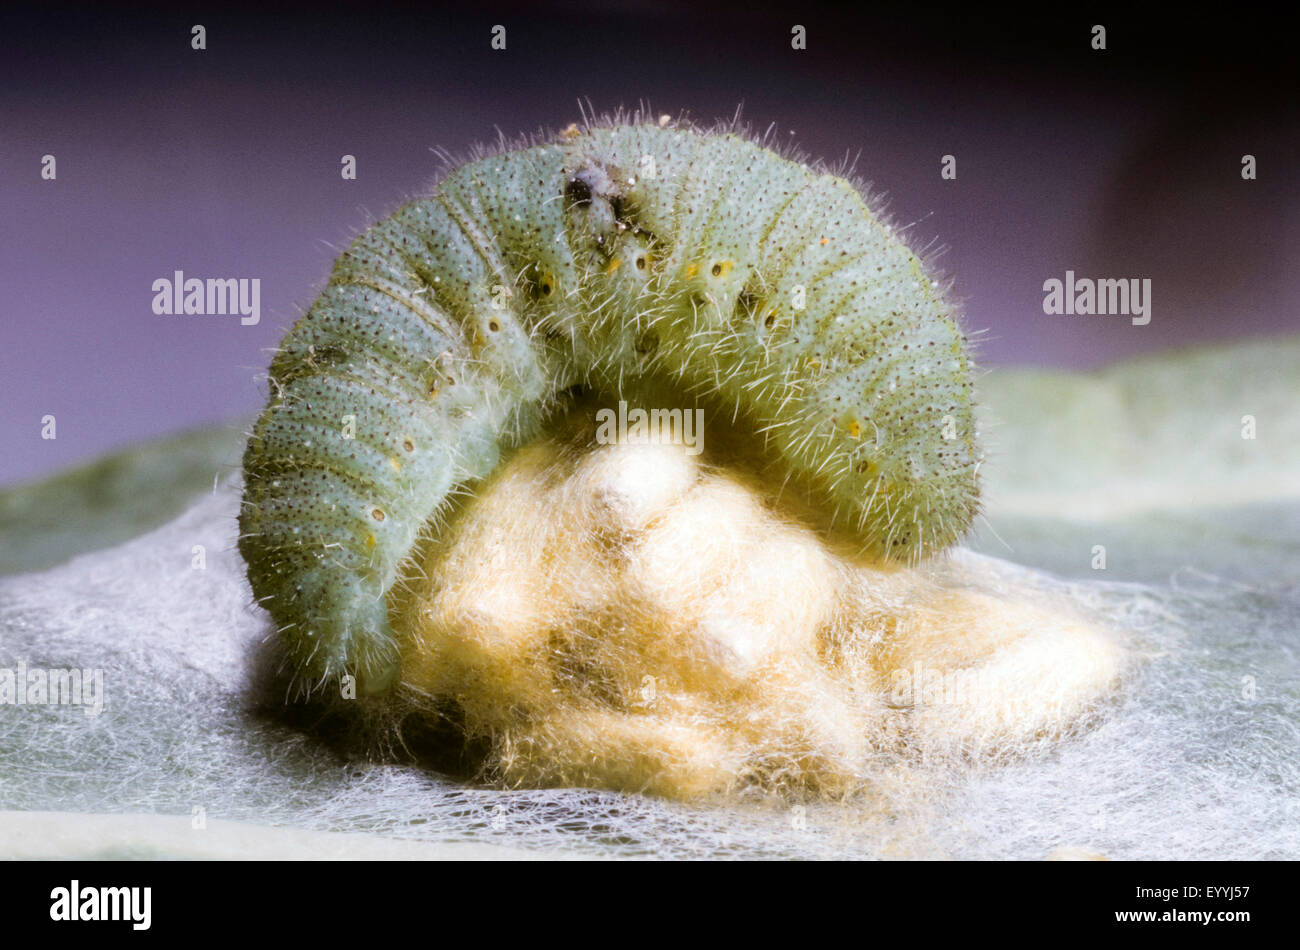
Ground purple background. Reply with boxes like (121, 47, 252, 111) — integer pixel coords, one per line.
(2, 2, 1297, 487)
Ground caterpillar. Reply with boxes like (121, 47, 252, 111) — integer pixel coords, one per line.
(238, 113, 982, 696)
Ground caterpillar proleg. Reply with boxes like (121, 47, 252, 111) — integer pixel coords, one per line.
(239, 114, 981, 696)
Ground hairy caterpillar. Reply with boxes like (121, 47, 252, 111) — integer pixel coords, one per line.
(239, 114, 981, 696)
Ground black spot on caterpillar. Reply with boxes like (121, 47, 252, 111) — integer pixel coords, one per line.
(239, 112, 982, 696)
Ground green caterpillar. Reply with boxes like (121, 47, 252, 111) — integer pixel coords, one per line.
(239, 114, 981, 696)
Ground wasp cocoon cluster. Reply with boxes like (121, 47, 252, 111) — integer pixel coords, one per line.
(394, 423, 1122, 799)
(239, 113, 981, 696)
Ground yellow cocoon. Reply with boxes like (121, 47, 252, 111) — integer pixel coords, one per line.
(394, 422, 1125, 800)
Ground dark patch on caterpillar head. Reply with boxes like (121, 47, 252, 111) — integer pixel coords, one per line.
(564, 175, 592, 207)
(563, 160, 645, 254)
(564, 162, 622, 211)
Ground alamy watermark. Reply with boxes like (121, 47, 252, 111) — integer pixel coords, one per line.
(0, 662, 104, 717)
(1042, 271, 1151, 326)
(595, 400, 705, 456)
(888, 662, 1014, 709)
(50, 881, 150, 930)
(151, 270, 260, 325)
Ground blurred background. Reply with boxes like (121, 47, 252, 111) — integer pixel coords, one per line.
(2, 0, 1297, 486)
